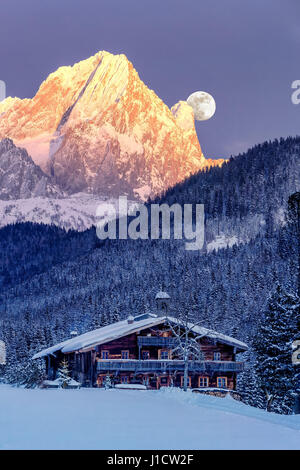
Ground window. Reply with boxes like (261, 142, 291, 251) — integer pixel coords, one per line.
(142, 350, 150, 360)
(159, 349, 170, 360)
(160, 377, 168, 385)
(121, 350, 129, 359)
(101, 350, 109, 359)
(180, 376, 191, 388)
(97, 374, 106, 387)
(198, 376, 209, 387)
(214, 352, 221, 361)
(217, 377, 227, 388)
(121, 376, 129, 384)
(142, 376, 149, 386)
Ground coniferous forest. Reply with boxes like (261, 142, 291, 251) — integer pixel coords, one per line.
(0, 137, 299, 414)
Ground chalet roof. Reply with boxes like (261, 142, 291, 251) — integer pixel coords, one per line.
(155, 291, 170, 299)
(33, 314, 247, 360)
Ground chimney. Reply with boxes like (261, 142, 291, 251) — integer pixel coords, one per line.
(155, 291, 170, 317)
(127, 315, 134, 324)
(70, 331, 78, 338)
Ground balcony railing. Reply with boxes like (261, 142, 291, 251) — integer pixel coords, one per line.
(137, 336, 178, 348)
(96, 360, 244, 373)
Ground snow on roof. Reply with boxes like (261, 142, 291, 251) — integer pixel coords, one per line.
(155, 291, 170, 299)
(32, 315, 164, 359)
(166, 316, 248, 351)
(32, 314, 247, 360)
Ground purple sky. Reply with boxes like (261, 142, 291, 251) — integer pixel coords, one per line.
(0, 0, 299, 158)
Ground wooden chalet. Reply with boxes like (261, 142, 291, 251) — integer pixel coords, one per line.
(33, 292, 248, 390)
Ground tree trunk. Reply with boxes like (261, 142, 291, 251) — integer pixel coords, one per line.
(183, 359, 189, 392)
(183, 330, 189, 392)
(266, 391, 274, 412)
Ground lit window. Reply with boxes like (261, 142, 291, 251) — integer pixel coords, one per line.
(198, 377, 209, 387)
(217, 377, 227, 388)
(142, 350, 150, 360)
(101, 350, 109, 359)
(214, 352, 221, 361)
(121, 350, 129, 359)
(180, 376, 191, 388)
(159, 349, 169, 360)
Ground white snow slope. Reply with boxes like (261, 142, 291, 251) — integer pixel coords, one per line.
(0, 193, 138, 231)
(0, 386, 299, 450)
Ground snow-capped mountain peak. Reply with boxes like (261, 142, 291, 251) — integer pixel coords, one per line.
(0, 51, 224, 200)
(0, 138, 62, 200)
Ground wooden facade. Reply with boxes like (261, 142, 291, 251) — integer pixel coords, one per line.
(44, 320, 246, 390)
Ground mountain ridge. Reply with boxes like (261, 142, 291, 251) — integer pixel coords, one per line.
(0, 138, 62, 200)
(0, 51, 224, 199)
(0, 136, 298, 291)
(0, 136, 298, 246)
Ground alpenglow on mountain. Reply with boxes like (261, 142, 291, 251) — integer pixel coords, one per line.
(0, 51, 223, 200)
(0, 138, 62, 200)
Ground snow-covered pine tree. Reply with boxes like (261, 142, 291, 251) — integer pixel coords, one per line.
(253, 285, 298, 414)
(104, 374, 112, 389)
(90, 305, 102, 330)
(236, 345, 265, 409)
(57, 358, 72, 388)
(22, 359, 45, 388)
(286, 192, 300, 295)
(293, 336, 300, 414)
(291, 286, 300, 413)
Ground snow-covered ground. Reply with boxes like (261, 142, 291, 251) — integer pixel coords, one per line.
(0, 193, 138, 232)
(0, 385, 299, 450)
(207, 234, 238, 252)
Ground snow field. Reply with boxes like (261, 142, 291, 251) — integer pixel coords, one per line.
(0, 386, 299, 450)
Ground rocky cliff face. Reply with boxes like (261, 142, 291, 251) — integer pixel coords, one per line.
(0, 139, 62, 200)
(0, 51, 223, 199)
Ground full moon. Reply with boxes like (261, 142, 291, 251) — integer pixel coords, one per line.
(187, 91, 216, 121)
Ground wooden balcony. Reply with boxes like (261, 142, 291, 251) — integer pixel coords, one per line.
(137, 336, 178, 348)
(96, 360, 244, 373)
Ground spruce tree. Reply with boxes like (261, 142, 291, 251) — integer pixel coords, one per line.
(104, 374, 112, 389)
(22, 359, 45, 388)
(253, 285, 298, 414)
(237, 346, 265, 408)
(57, 359, 72, 388)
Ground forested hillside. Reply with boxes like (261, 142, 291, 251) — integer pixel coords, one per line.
(156, 137, 299, 246)
(0, 223, 99, 289)
(0, 137, 299, 412)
